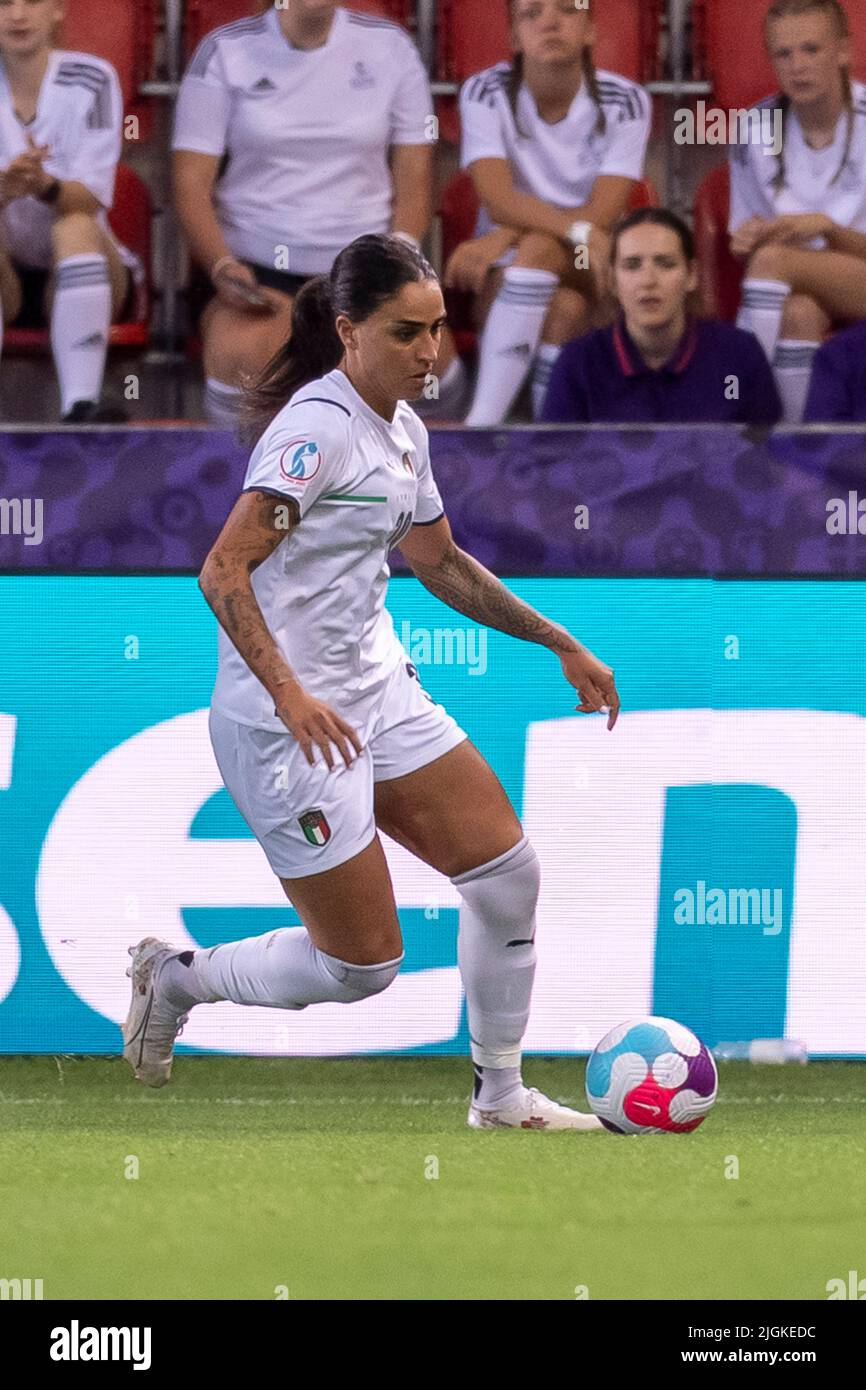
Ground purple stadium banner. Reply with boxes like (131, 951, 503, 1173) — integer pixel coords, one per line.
(1, 424, 865, 575)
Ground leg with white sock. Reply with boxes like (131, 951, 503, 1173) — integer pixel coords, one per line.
(48, 213, 128, 419)
(736, 276, 791, 364)
(201, 291, 294, 424)
(771, 293, 829, 424)
(465, 265, 559, 425)
(203, 375, 244, 426)
(531, 343, 562, 420)
(774, 340, 821, 423)
(530, 285, 593, 419)
(158, 927, 404, 1011)
(452, 835, 601, 1129)
(122, 837, 405, 1086)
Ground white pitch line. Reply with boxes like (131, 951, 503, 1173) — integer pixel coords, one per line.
(1, 1094, 866, 1107)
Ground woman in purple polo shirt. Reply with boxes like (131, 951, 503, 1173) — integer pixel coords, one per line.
(804, 320, 866, 420)
(542, 209, 782, 425)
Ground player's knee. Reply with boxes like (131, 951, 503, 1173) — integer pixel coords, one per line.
(747, 241, 788, 282)
(513, 231, 567, 274)
(51, 211, 101, 255)
(324, 951, 404, 1003)
(781, 293, 828, 341)
(452, 836, 541, 931)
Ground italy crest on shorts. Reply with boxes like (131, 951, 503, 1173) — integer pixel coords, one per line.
(298, 808, 331, 846)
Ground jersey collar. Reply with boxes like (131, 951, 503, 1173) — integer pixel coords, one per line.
(267, 2, 345, 54)
(612, 316, 699, 378)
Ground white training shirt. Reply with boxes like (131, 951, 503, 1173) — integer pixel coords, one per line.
(0, 49, 136, 271)
(172, 4, 433, 276)
(210, 368, 446, 732)
(730, 81, 866, 236)
(459, 60, 651, 233)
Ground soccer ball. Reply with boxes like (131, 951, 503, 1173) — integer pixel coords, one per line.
(586, 1016, 718, 1134)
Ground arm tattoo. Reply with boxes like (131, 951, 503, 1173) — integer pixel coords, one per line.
(198, 491, 302, 701)
(410, 541, 580, 655)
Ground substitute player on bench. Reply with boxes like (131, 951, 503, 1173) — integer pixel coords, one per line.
(732, 0, 866, 422)
(0, 0, 143, 421)
(172, 0, 433, 427)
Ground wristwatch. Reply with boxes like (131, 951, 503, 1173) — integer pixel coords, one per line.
(567, 219, 593, 249)
(38, 178, 61, 205)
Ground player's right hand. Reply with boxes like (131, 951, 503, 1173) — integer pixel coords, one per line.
(274, 690, 364, 770)
(444, 230, 513, 295)
(211, 258, 274, 312)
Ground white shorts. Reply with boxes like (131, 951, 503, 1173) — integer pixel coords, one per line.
(209, 658, 469, 879)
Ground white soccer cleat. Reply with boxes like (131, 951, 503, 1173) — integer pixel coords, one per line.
(123, 937, 190, 1089)
(468, 1086, 605, 1131)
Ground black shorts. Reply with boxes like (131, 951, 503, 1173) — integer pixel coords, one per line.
(10, 261, 135, 328)
(240, 261, 313, 297)
(190, 259, 312, 325)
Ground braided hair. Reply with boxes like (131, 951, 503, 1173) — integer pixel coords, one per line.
(764, 0, 855, 191)
(505, 0, 606, 139)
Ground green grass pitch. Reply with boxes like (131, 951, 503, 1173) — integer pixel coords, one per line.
(1, 1056, 864, 1301)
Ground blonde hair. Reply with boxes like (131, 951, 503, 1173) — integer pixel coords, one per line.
(764, 0, 854, 191)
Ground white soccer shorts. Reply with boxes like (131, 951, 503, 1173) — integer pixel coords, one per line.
(208, 657, 468, 879)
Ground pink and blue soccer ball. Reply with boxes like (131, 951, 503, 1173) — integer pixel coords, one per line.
(586, 1016, 718, 1134)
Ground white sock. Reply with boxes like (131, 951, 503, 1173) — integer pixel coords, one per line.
(736, 278, 791, 364)
(157, 931, 404, 1010)
(774, 339, 820, 424)
(413, 355, 468, 418)
(204, 376, 243, 426)
(465, 267, 559, 425)
(452, 836, 540, 1082)
(531, 342, 562, 420)
(51, 254, 111, 414)
(472, 1062, 523, 1108)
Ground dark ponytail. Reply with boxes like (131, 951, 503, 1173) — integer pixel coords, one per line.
(240, 233, 437, 444)
(239, 277, 340, 445)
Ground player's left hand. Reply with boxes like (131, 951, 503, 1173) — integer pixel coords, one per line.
(560, 645, 620, 731)
(1, 139, 52, 200)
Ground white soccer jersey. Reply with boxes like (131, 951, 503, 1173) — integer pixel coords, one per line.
(0, 49, 136, 272)
(459, 60, 651, 222)
(730, 82, 866, 234)
(210, 368, 446, 732)
(172, 5, 433, 276)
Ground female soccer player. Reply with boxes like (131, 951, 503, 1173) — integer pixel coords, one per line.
(543, 209, 782, 424)
(123, 234, 621, 1131)
(0, 0, 143, 420)
(173, 0, 434, 426)
(444, 0, 651, 424)
(732, 0, 866, 422)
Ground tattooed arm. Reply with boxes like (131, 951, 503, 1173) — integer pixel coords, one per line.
(399, 516, 621, 729)
(199, 489, 363, 768)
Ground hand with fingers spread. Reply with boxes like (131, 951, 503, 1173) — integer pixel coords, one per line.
(560, 644, 620, 731)
(274, 685, 364, 770)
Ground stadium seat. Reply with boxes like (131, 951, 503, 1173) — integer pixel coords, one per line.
(3, 165, 152, 355)
(438, 0, 649, 83)
(58, 0, 155, 108)
(694, 165, 743, 323)
(184, 0, 412, 54)
(702, 0, 866, 110)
